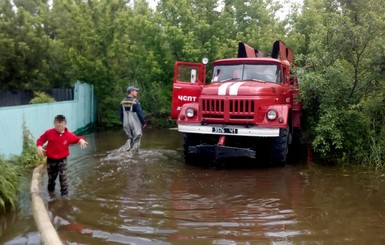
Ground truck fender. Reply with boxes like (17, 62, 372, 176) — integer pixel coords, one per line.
(263, 104, 291, 127)
(177, 102, 200, 124)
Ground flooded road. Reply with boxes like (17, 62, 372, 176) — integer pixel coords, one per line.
(1, 129, 385, 244)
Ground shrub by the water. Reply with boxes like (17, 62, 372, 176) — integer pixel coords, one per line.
(0, 157, 19, 213)
(29, 91, 56, 104)
(0, 125, 44, 214)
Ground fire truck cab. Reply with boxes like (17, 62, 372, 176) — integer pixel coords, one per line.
(171, 41, 301, 164)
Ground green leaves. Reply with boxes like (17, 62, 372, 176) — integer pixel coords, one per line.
(292, 0, 385, 165)
(0, 123, 44, 213)
(1, 0, 384, 166)
(0, 157, 19, 214)
(0, 0, 291, 126)
(29, 91, 56, 104)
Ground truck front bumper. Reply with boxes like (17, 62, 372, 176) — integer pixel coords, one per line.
(188, 145, 256, 160)
(178, 124, 280, 137)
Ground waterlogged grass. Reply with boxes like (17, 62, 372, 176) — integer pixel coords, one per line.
(0, 157, 19, 213)
(0, 125, 43, 214)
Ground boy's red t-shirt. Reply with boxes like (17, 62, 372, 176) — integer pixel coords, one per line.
(36, 128, 83, 160)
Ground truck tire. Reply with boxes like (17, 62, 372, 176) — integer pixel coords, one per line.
(271, 126, 290, 165)
(183, 133, 198, 163)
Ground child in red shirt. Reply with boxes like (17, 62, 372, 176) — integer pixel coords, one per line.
(36, 114, 88, 196)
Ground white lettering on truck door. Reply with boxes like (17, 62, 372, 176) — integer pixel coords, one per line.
(178, 95, 197, 102)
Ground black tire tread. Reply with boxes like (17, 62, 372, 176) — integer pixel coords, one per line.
(271, 127, 289, 165)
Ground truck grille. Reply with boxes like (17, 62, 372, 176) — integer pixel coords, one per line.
(202, 99, 225, 119)
(201, 99, 255, 121)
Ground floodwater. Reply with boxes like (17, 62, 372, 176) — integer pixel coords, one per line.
(1, 129, 385, 244)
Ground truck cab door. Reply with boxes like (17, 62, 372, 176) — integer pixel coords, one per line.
(171, 62, 205, 119)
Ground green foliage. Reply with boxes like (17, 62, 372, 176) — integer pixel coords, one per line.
(357, 88, 385, 167)
(0, 156, 19, 214)
(0, 123, 44, 213)
(292, 0, 385, 166)
(17, 125, 43, 169)
(311, 107, 367, 163)
(0, 0, 60, 90)
(98, 95, 122, 127)
(140, 81, 172, 116)
(29, 91, 56, 104)
(0, 0, 289, 124)
(2, 0, 385, 168)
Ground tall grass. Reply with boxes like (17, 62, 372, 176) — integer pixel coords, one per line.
(0, 157, 19, 213)
(362, 135, 385, 171)
(0, 124, 43, 214)
(17, 126, 44, 169)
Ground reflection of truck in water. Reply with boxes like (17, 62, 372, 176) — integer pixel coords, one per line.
(170, 41, 302, 164)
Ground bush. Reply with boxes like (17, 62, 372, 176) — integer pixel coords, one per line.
(29, 91, 56, 104)
(14, 126, 44, 169)
(0, 156, 19, 214)
(299, 67, 385, 168)
(0, 124, 44, 214)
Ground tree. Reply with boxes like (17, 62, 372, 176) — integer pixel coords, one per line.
(290, 0, 385, 164)
(0, 0, 52, 90)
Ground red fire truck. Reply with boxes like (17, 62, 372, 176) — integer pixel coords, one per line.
(171, 41, 302, 164)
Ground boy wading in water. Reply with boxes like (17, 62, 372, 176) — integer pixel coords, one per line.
(36, 115, 88, 196)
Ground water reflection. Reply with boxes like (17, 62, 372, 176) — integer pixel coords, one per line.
(1, 129, 385, 244)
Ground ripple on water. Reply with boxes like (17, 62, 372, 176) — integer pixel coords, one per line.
(52, 144, 305, 244)
(96, 149, 179, 181)
(103, 187, 299, 242)
(6, 129, 385, 245)
(102, 148, 178, 162)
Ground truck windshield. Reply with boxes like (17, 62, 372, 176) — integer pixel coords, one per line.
(211, 64, 281, 83)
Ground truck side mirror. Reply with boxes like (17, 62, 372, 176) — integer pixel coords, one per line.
(290, 77, 297, 85)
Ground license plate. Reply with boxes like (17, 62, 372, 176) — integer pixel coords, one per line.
(212, 127, 238, 134)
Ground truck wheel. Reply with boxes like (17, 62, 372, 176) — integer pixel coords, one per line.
(271, 126, 290, 165)
(183, 133, 198, 163)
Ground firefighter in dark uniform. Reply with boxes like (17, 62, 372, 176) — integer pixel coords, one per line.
(120, 86, 146, 152)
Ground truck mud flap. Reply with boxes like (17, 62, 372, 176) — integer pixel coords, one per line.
(188, 145, 255, 160)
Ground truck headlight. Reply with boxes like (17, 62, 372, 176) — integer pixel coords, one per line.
(186, 108, 195, 118)
(266, 109, 277, 120)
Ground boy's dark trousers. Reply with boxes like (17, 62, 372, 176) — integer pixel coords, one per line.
(47, 158, 68, 196)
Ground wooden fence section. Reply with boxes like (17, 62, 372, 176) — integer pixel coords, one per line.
(0, 88, 74, 106)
